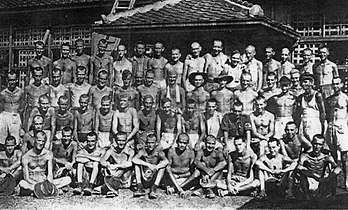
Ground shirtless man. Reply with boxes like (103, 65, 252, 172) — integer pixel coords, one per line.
(279, 48, 295, 80)
(182, 42, 205, 92)
(52, 127, 78, 179)
(164, 47, 183, 86)
(204, 40, 229, 82)
(210, 71, 235, 115)
(22, 115, 49, 153)
(224, 50, 244, 90)
(53, 43, 76, 84)
(113, 70, 140, 110)
(280, 122, 311, 160)
(74, 94, 95, 147)
(27, 95, 56, 144)
(266, 76, 296, 139)
(156, 98, 182, 150)
(256, 138, 296, 199)
(112, 93, 139, 149)
(166, 133, 196, 197)
(88, 69, 112, 111)
(182, 99, 206, 150)
(133, 71, 144, 88)
(219, 136, 259, 197)
(313, 45, 338, 99)
(294, 73, 325, 143)
(67, 66, 92, 112)
(27, 41, 52, 85)
(113, 44, 132, 87)
(250, 95, 275, 157)
(24, 67, 49, 131)
(148, 42, 168, 90)
(325, 77, 348, 189)
(186, 72, 210, 113)
(130, 41, 149, 77)
(49, 67, 69, 109)
(0, 136, 22, 185)
(132, 134, 168, 199)
(221, 101, 252, 153)
(90, 39, 114, 86)
(71, 38, 91, 81)
(54, 96, 74, 141)
(297, 135, 341, 200)
(244, 45, 263, 92)
(137, 70, 161, 109)
(259, 72, 281, 101)
(160, 68, 186, 112)
(263, 46, 281, 87)
(298, 48, 313, 74)
(194, 135, 226, 198)
(73, 132, 105, 195)
(137, 95, 156, 151)
(95, 96, 114, 148)
(100, 132, 134, 197)
(19, 131, 71, 194)
(0, 71, 25, 145)
(289, 69, 304, 97)
(234, 72, 258, 115)
(203, 98, 224, 145)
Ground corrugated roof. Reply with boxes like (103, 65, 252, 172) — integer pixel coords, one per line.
(102, 0, 255, 25)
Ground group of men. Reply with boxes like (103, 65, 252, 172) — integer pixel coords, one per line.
(0, 38, 345, 201)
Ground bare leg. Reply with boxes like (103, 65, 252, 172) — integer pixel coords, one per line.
(19, 180, 35, 191)
(258, 170, 267, 197)
(53, 177, 72, 189)
(154, 168, 165, 186)
(89, 162, 99, 184)
(181, 169, 200, 189)
(77, 163, 84, 183)
(134, 165, 142, 185)
(341, 151, 348, 189)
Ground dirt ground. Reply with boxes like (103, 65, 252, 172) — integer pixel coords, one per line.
(1, 187, 348, 210)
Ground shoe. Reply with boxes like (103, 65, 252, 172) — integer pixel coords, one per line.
(73, 183, 83, 195)
(206, 188, 215, 199)
(106, 191, 116, 198)
(148, 190, 158, 199)
(133, 187, 146, 197)
(83, 183, 93, 196)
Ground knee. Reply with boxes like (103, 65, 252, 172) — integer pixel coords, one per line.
(251, 179, 260, 188)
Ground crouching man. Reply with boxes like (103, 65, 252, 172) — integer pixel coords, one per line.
(73, 132, 105, 196)
(19, 131, 71, 195)
(100, 132, 134, 197)
(256, 138, 296, 199)
(297, 134, 341, 200)
(132, 134, 168, 199)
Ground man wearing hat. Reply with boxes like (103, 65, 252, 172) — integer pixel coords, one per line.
(294, 73, 326, 143)
(0, 135, 22, 196)
(187, 72, 210, 113)
(24, 66, 50, 131)
(160, 68, 186, 112)
(27, 40, 52, 86)
(19, 131, 71, 195)
(266, 76, 296, 139)
(210, 71, 235, 115)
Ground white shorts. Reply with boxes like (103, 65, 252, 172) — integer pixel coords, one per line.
(1, 112, 22, 145)
(326, 120, 348, 152)
(154, 79, 167, 90)
(160, 133, 176, 150)
(188, 133, 199, 148)
(299, 117, 322, 142)
(98, 131, 111, 148)
(274, 116, 293, 139)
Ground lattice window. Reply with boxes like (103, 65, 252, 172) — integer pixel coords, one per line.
(292, 43, 321, 65)
(18, 50, 35, 67)
(0, 30, 9, 47)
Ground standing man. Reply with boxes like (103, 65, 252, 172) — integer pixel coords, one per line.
(113, 70, 140, 110)
(137, 70, 161, 109)
(210, 72, 235, 115)
(279, 48, 295, 80)
(88, 69, 112, 111)
(49, 67, 70, 109)
(298, 48, 313, 74)
(130, 41, 149, 77)
(234, 72, 258, 115)
(95, 96, 114, 148)
(137, 95, 156, 151)
(90, 39, 114, 86)
(244, 45, 263, 92)
(259, 72, 281, 101)
(294, 73, 325, 143)
(313, 45, 338, 99)
(113, 44, 132, 87)
(71, 38, 91, 81)
(289, 69, 304, 97)
(325, 77, 348, 189)
(27, 41, 52, 85)
(204, 40, 229, 82)
(53, 43, 77, 84)
(182, 42, 205, 92)
(148, 42, 168, 90)
(0, 71, 25, 146)
(54, 96, 74, 141)
(186, 72, 210, 113)
(164, 48, 184, 86)
(225, 50, 244, 90)
(160, 69, 186, 112)
(263, 46, 281, 87)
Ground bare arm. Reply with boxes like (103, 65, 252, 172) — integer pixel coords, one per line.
(47, 152, 54, 182)
(264, 113, 275, 139)
(111, 111, 119, 135)
(182, 60, 189, 90)
(255, 156, 273, 173)
(315, 92, 326, 134)
(194, 150, 210, 174)
(94, 111, 100, 133)
(73, 111, 79, 141)
(257, 62, 263, 92)
(127, 108, 139, 141)
(156, 114, 161, 143)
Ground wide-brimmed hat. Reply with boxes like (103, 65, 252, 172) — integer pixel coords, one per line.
(34, 180, 58, 199)
(188, 72, 208, 87)
(279, 76, 291, 85)
(213, 71, 234, 84)
(300, 72, 314, 82)
(141, 166, 155, 182)
(104, 176, 121, 195)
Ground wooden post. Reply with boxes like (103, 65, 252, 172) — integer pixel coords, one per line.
(8, 28, 12, 71)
